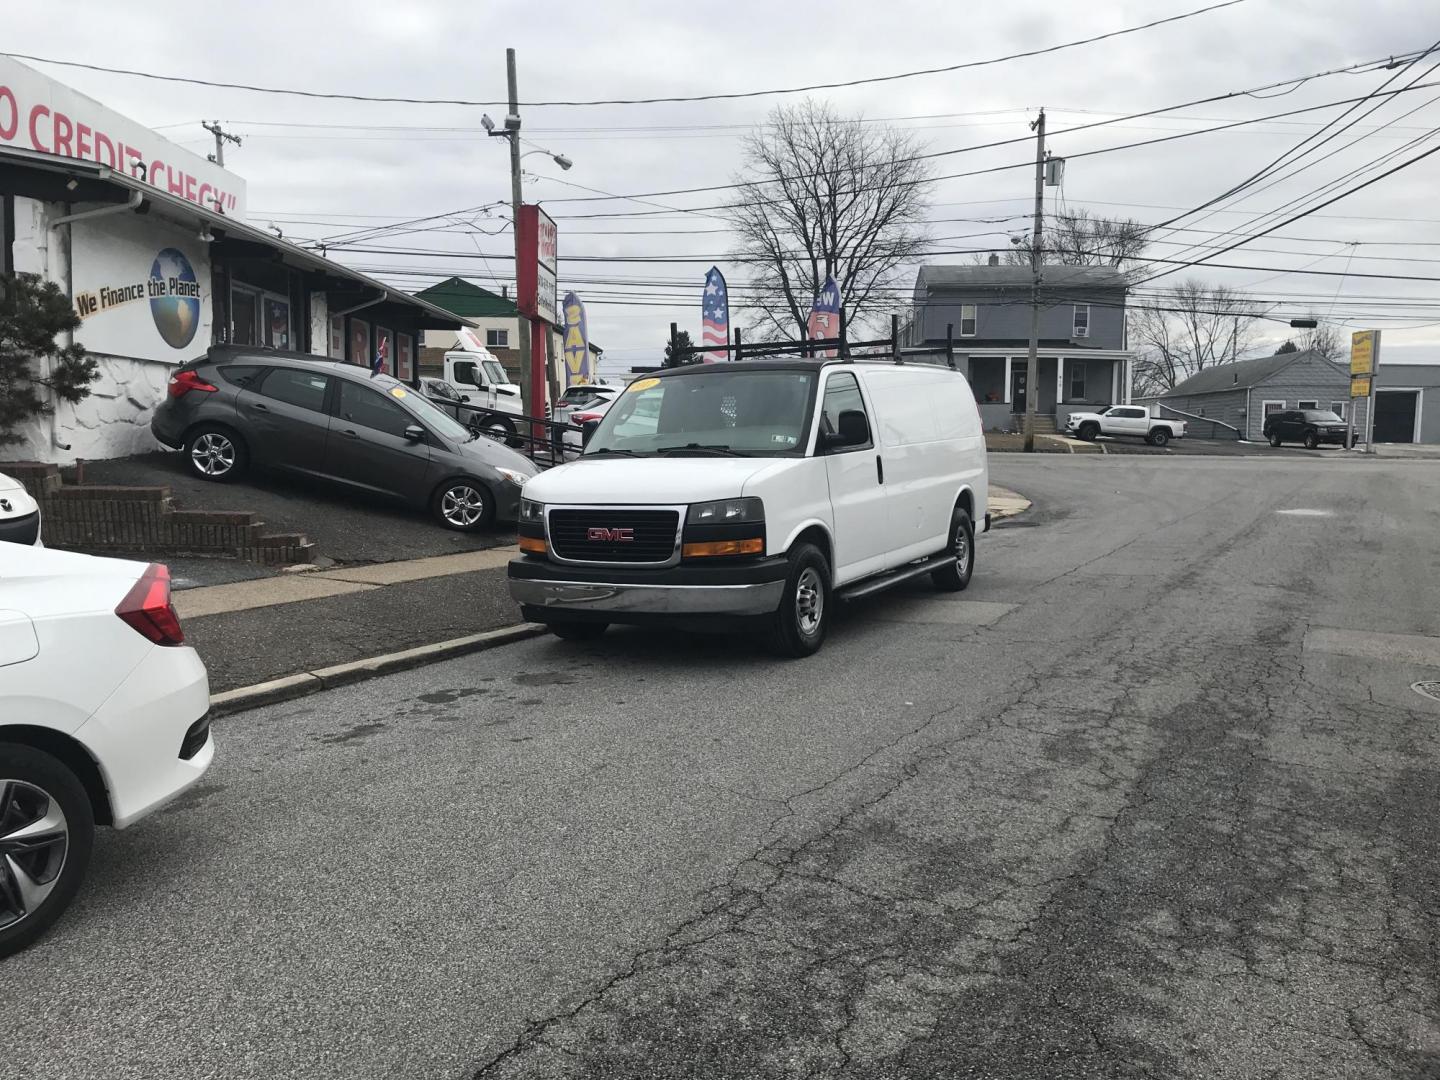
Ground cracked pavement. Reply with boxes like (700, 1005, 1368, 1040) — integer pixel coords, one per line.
(4, 455, 1440, 1080)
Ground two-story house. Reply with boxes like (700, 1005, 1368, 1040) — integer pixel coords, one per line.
(909, 260, 1135, 431)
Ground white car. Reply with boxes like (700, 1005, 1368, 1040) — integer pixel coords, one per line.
(0, 544, 213, 956)
(1064, 405, 1186, 447)
(510, 359, 989, 656)
(0, 472, 42, 547)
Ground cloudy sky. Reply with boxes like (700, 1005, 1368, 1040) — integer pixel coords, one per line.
(9, 0, 1440, 371)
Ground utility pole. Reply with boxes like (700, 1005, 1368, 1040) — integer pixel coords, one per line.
(202, 121, 242, 168)
(1023, 108, 1045, 453)
(504, 49, 533, 419)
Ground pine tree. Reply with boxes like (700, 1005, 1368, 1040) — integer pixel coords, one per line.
(0, 274, 97, 446)
(664, 329, 696, 367)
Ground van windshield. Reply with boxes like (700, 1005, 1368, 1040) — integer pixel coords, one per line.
(585, 369, 817, 457)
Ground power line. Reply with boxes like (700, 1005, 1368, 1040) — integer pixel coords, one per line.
(1, 2, 1250, 108)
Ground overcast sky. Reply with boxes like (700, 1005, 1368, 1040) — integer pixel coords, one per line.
(10, 0, 1440, 370)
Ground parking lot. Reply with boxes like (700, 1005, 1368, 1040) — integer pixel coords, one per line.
(6, 453, 1440, 1080)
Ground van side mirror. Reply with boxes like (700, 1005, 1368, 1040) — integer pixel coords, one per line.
(823, 409, 870, 451)
(403, 424, 426, 443)
(460, 394, 471, 403)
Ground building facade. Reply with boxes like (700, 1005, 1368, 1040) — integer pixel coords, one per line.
(1373, 362, 1439, 444)
(1145, 349, 1369, 442)
(909, 262, 1135, 431)
(0, 60, 464, 463)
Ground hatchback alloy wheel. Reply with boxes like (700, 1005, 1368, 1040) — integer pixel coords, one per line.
(190, 433, 235, 477)
(0, 779, 69, 931)
(441, 484, 487, 528)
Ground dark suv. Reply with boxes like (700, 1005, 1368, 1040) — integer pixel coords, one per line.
(1263, 409, 1351, 450)
(151, 347, 538, 530)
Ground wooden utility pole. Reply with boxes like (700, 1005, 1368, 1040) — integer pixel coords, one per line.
(202, 121, 241, 168)
(1023, 109, 1046, 453)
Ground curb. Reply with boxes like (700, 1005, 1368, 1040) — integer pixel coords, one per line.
(208, 623, 548, 718)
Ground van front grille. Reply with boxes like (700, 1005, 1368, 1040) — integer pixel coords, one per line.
(548, 509, 680, 564)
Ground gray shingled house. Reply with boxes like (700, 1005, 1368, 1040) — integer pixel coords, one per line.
(1145, 349, 1369, 442)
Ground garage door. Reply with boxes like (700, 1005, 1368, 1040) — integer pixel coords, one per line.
(1373, 390, 1419, 443)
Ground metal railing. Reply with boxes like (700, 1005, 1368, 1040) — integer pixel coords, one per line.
(1154, 403, 1242, 441)
(429, 398, 586, 469)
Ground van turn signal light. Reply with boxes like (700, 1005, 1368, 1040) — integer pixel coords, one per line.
(682, 538, 764, 558)
(518, 535, 547, 554)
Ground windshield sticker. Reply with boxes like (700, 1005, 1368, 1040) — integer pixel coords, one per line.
(390, 387, 408, 399)
(628, 377, 660, 393)
(773, 434, 797, 444)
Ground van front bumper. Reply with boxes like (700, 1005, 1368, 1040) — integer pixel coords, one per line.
(508, 556, 786, 617)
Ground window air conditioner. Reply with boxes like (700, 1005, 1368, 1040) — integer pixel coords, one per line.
(1074, 326, 1089, 338)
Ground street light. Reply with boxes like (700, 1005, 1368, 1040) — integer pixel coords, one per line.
(520, 149, 572, 171)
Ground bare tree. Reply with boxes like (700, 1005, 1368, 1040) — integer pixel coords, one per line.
(726, 101, 932, 339)
(1130, 280, 1269, 396)
(1003, 208, 1148, 270)
(1298, 323, 1344, 364)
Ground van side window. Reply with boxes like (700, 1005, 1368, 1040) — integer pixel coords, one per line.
(820, 372, 872, 452)
(452, 360, 478, 386)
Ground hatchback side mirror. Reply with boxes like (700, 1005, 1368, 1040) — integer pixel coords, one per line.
(403, 424, 426, 443)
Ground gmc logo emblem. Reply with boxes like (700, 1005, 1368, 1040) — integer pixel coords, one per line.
(588, 527, 635, 542)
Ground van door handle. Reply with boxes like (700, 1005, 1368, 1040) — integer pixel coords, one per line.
(876, 456, 885, 484)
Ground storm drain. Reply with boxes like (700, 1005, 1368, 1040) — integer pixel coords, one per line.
(1413, 681, 1440, 705)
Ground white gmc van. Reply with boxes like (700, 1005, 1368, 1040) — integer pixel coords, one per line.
(508, 359, 988, 656)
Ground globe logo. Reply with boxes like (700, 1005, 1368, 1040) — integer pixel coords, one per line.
(149, 248, 201, 349)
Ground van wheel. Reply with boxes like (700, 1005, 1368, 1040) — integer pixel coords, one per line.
(766, 543, 830, 658)
(1303, 431, 1319, 450)
(549, 621, 608, 642)
(932, 507, 975, 592)
(184, 426, 248, 482)
(0, 744, 95, 958)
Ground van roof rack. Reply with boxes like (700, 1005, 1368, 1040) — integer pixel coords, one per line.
(664, 314, 959, 370)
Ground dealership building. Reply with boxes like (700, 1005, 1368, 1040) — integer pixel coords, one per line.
(0, 57, 465, 464)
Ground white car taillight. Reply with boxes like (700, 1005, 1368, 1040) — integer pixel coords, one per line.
(115, 563, 185, 645)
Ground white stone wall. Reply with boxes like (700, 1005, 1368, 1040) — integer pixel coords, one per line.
(9, 196, 213, 464)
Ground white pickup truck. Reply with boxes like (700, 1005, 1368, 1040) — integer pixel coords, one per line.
(1064, 405, 1186, 447)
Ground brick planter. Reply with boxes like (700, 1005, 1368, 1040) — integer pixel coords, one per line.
(1, 462, 313, 565)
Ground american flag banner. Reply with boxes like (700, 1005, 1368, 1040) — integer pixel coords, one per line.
(701, 266, 729, 362)
(371, 333, 388, 376)
(807, 276, 842, 358)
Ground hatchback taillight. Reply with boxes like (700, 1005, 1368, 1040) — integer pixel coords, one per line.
(168, 370, 218, 398)
(116, 563, 184, 645)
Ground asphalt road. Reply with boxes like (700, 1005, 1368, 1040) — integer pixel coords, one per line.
(6, 455, 1440, 1080)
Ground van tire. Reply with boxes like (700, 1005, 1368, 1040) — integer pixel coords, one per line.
(766, 543, 830, 658)
(549, 621, 608, 642)
(0, 744, 95, 958)
(932, 507, 975, 592)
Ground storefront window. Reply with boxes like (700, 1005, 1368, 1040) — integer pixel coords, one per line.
(375, 326, 393, 376)
(396, 333, 414, 381)
(264, 296, 291, 350)
(329, 314, 345, 359)
(231, 286, 259, 346)
(349, 318, 370, 367)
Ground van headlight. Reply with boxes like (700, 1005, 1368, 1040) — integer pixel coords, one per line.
(519, 498, 544, 522)
(686, 497, 763, 524)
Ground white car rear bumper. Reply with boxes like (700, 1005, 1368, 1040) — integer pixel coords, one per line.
(76, 644, 213, 828)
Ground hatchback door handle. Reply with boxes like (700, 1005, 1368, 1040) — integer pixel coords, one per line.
(340, 428, 358, 438)
(250, 402, 268, 412)
(876, 455, 885, 484)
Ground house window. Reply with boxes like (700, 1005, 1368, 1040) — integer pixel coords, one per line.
(1330, 401, 1347, 419)
(486, 328, 510, 348)
(1073, 305, 1090, 339)
(959, 304, 976, 337)
(1298, 399, 1318, 410)
(1068, 361, 1085, 400)
(1263, 400, 1286, 417)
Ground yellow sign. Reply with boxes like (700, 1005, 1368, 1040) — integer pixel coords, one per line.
(628, 377, 660, 393)
(1351, 376, 1371, 398)
(1350, 330, 1377, 377)
(390, 387, 408, 399)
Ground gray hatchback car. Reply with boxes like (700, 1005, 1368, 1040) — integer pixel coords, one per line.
(151, 347, 538, 530)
